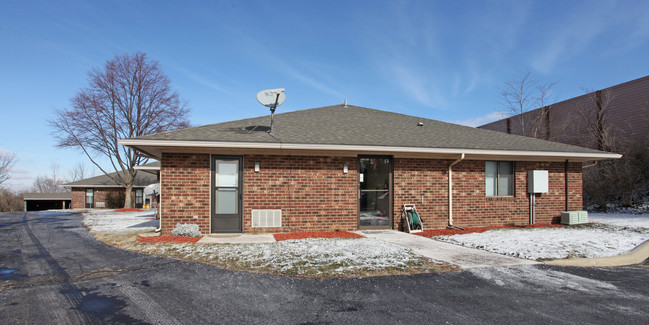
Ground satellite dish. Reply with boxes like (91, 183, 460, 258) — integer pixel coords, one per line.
(256, 88, 286, 135)
(144, 183, 160, 197)
(256, 88, 286, 108)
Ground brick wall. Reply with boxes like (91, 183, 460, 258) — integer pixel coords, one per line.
(71, 187, 134, 209)
(160, 153, 211, 234)
(158, 153, 583, 234)
(394, 159, 583, 229)
(243, 155, 357, 233)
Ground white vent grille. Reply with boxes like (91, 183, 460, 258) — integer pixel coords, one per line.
(96, 202, 105, 208)
(252, 209, 282, 228)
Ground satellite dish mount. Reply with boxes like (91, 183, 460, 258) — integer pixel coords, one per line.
(256, 88, 286, 135)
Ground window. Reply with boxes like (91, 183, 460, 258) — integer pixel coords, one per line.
(486, 161, 514, 196)
(85, 189, 94, 208)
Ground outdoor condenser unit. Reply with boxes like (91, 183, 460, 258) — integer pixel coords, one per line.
(561, 211, 589, 225)
(528, 170, 548, 224)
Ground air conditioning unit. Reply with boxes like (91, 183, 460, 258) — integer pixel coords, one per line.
(561, 211, 588, 225)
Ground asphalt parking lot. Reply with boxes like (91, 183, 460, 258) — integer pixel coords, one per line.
(1, 211, 648, 324)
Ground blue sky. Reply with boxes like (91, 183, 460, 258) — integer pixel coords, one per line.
(1, 0, 648, 191)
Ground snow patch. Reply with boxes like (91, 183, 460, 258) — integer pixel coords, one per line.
(468, 266, 618, 294)
(436, 223, 649, 260)
(141, 238, 426, 275)
(589, 213, 649, 228)
(83, 209, 158, 233)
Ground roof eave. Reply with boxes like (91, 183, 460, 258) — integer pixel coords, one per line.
(119, 139, 622, 162)
(64, 185, 148, 188)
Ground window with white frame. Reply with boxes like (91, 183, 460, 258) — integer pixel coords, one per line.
(485, 161, 514, 196)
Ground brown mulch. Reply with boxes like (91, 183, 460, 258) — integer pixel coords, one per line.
(113, 208, 143, 212)
(138, 235, 203, 244)
(274, 231, 364, 241)
(414, 223, 565, 238)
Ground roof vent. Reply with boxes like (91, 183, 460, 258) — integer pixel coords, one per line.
(417, 122, 424, 127)
(344, 98, 347, 107)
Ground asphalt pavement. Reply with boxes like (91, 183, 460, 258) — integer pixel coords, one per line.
(1, 211, 648, 324)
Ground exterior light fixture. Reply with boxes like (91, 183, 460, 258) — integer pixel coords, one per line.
(343, 163, 348, 174)
(255, 162, 260, 173)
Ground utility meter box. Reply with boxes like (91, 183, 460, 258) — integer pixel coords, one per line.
(527, 170, 549, 193)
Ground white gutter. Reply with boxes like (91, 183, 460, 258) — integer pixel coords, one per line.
(119, 139, 622, 160)
(448, 153, 465, 227)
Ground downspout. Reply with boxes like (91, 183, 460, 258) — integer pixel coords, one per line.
(155, 170, 162, 233)
(565, 160, 569, 211)
(448, 153, 465, 229)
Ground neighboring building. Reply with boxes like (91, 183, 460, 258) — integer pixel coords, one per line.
(120, 104, 619, 235)
(23, 192, 72, 211)
(64, 171, 158, 209)
(479, 75, 649, 152)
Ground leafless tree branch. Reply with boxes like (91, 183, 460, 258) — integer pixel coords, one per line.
(0, 151, 16, 188)
(500, 71, 557, 139)
(50, 52, 190, 208)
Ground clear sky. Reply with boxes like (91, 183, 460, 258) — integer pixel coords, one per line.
(1, 0, 648, 191)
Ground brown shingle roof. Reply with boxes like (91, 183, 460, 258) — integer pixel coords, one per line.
(64, 170, 157, 188)
(125, 105, 614, 156)
(23, 192, 73, 200)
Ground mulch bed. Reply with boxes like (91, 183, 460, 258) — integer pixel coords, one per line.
(138, 235, 203, 244)
(113, 208, 143, 212)
(274, 231, 364, 241)
(415, 223, 565, 238)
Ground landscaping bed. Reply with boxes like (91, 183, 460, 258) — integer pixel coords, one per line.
(113, 208, 143, 212)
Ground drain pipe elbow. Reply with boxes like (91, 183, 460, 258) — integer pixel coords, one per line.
(448, 153, 465, 227)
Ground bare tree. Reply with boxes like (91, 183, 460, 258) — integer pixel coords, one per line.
(68, 161, 91, 182)
(0, 188, 23, 212)
(0, 150, 16, 188)
(579, 88, 649, 209)
(32, 163, 68, 193)
(50, 52, 190, 208)
(32, 176, 67, 193)
(500, 71, 557, 139)
(578, 88, 616, 151)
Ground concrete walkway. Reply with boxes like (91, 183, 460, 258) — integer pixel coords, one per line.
(356, 230, 539, 269)
(545, 239, 649, 267)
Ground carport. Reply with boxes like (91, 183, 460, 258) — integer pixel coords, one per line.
(23, 192, 72, 211)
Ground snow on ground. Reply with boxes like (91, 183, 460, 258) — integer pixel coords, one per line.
(589, 213, 649, 228)
(436, 213, 649, 260)
(83, 210, 429, 274)
(83, 209, 158, 233)
(140, 238, 426, 275)
(468, 265, 618, 294)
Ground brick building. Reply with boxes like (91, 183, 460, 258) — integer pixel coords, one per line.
(120, 104, 619, 235)
(65, 170, 158, 209)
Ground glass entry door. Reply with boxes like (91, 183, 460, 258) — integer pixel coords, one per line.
(359, 156, 392, 228)
(211, 156, 243, 233)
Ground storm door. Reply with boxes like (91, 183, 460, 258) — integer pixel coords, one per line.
(358, 156, 393, 229)
(135, 189, 143, 209)
(211, 156, 243, 233)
